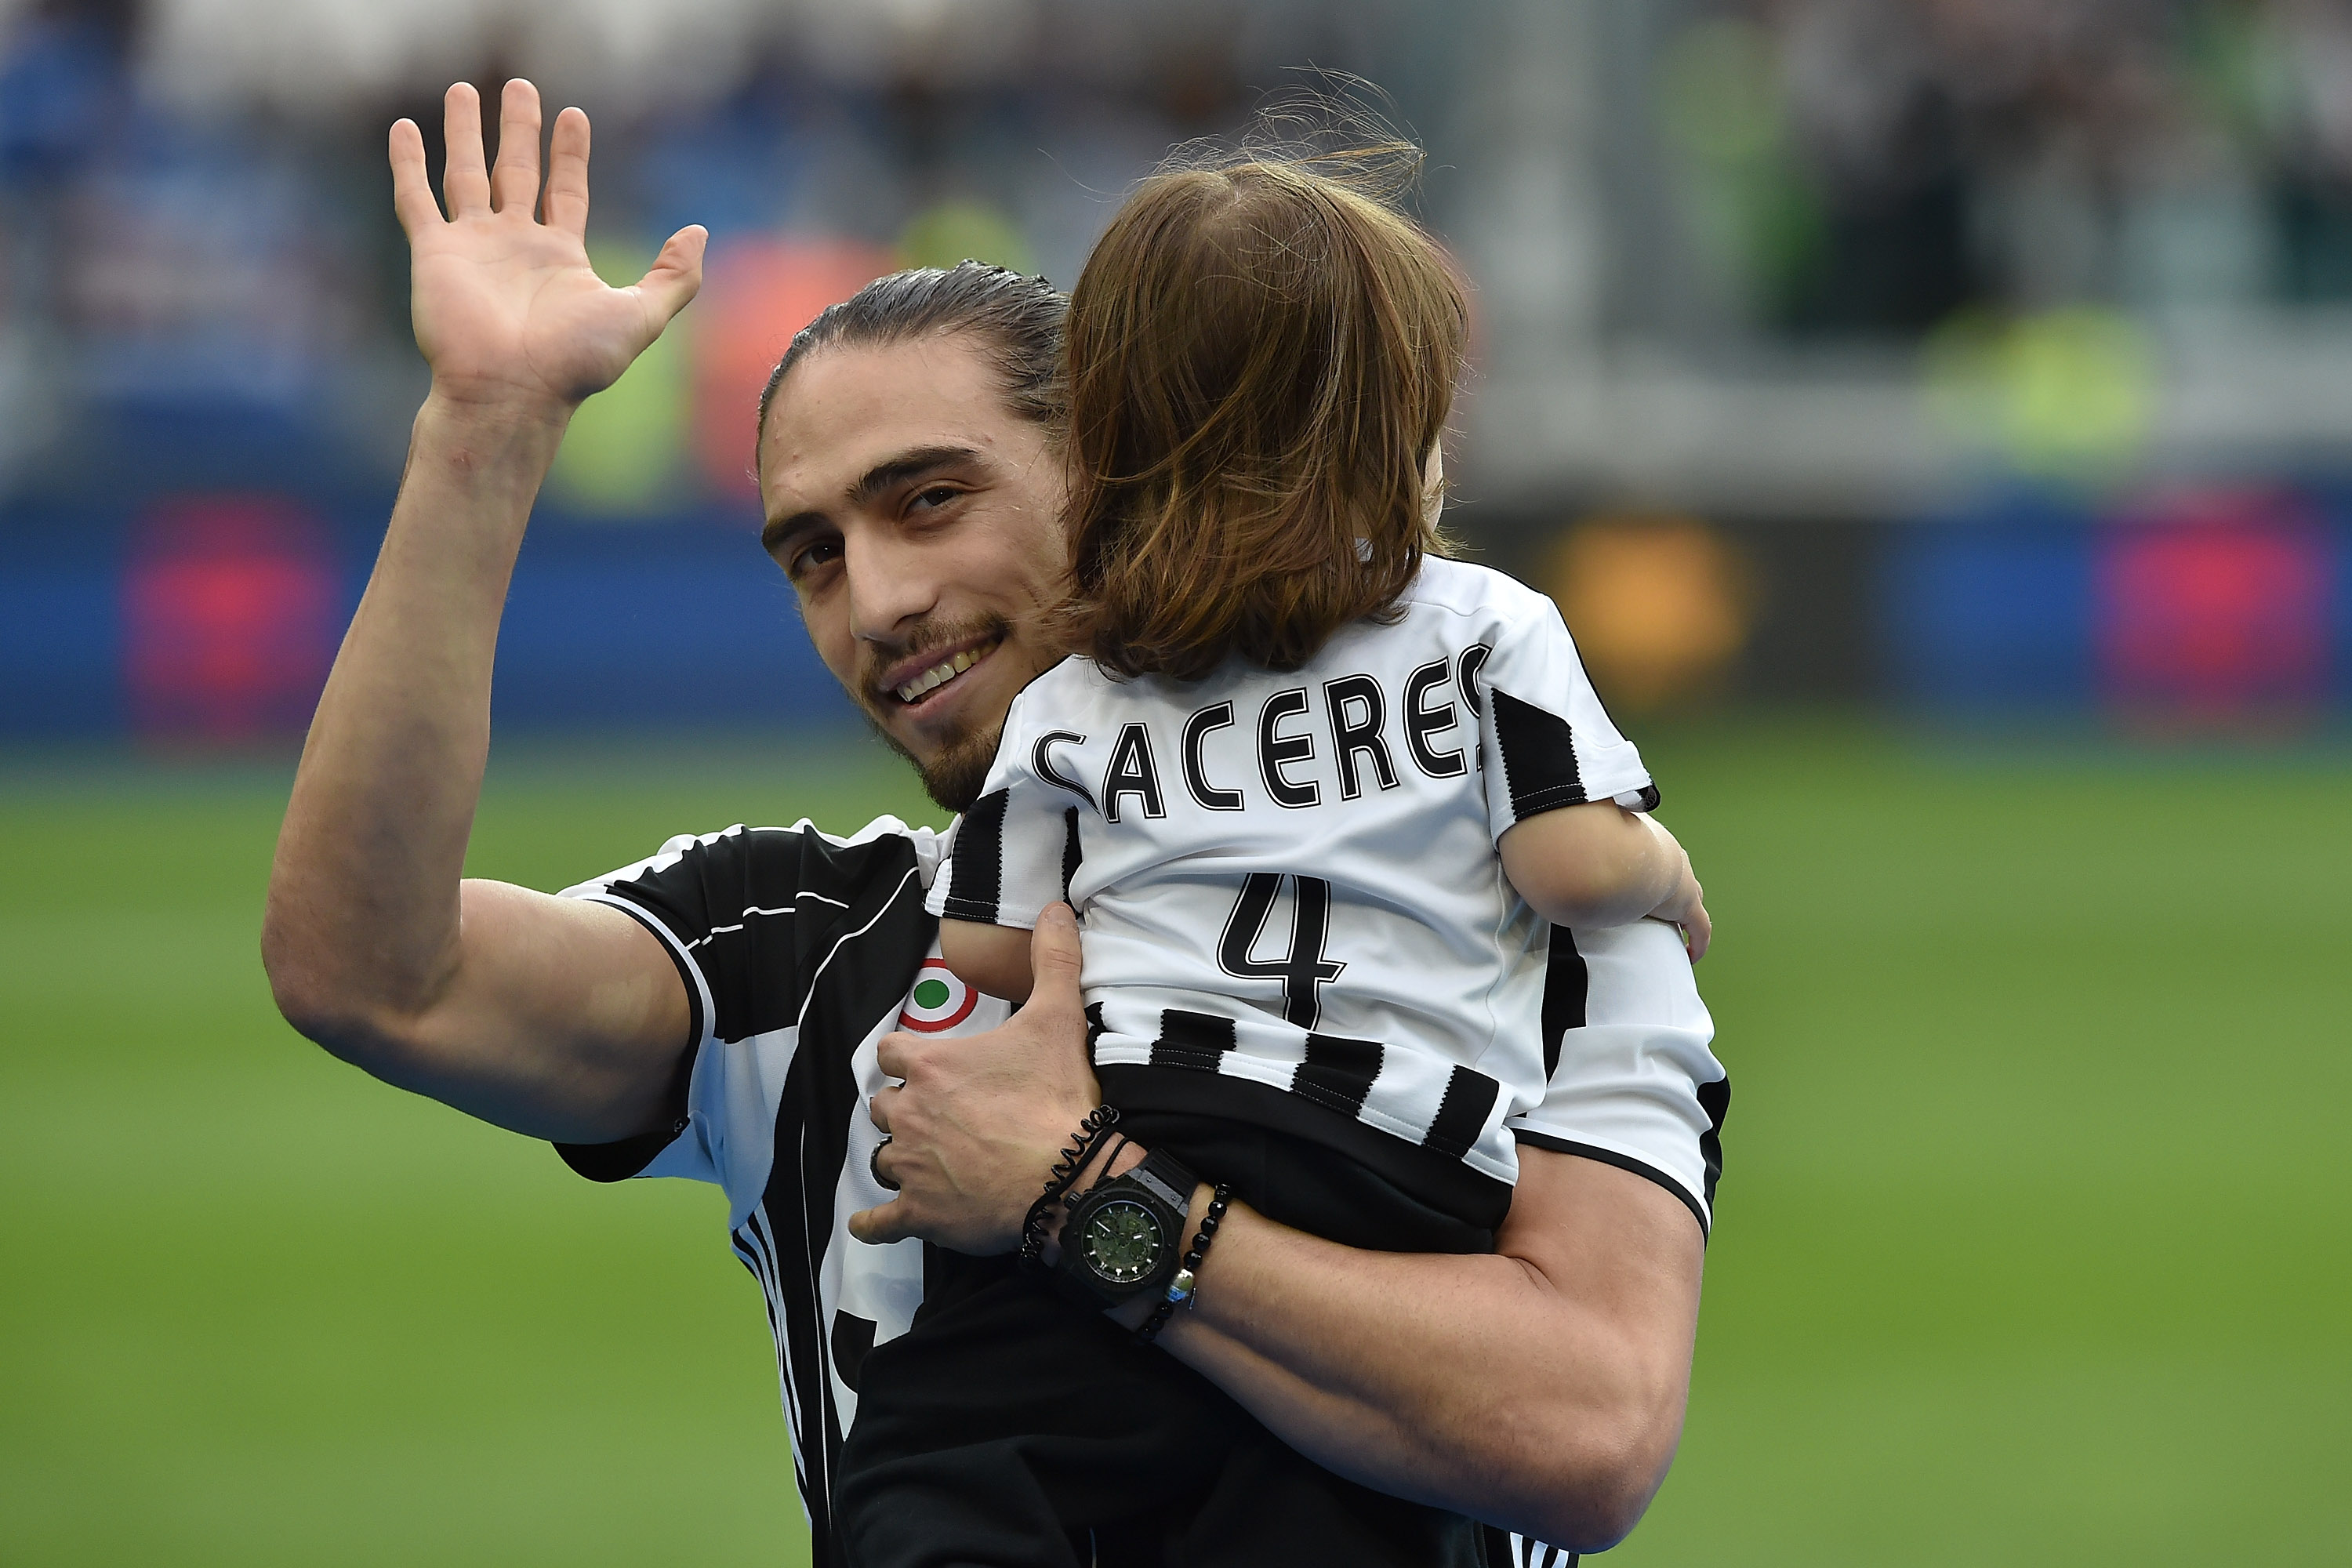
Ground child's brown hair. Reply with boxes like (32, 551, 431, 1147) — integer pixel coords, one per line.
(1053, 149, 1467, 681)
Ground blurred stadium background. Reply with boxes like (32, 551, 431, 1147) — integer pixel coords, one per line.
(1, 0, 2345, 1563)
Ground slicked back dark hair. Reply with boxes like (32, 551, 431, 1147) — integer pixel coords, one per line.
(755, 262, 1069, 470)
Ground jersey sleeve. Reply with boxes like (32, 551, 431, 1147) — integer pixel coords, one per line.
(549, 817, 926, 1196)
(1508, 920, 1727, 1236)
(1469, 593, 1658, 841)
(924, 696, 1081, 933)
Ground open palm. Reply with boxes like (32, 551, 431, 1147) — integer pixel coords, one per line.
(392, 81, 705, 411)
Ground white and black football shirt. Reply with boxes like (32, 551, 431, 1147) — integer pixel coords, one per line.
(554, 800, 1727, 1564)
(928, 557, 1668, 1214)
(551, 817, 1009, 1568)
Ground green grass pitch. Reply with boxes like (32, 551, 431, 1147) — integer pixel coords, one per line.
(2, 721, 2344, 1565)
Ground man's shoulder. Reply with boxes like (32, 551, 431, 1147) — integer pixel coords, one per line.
(564, 814, 942, 1047)
(562, 815, 942, 913)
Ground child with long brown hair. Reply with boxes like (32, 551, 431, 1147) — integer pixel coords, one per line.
(838, 150, 1708, 1567)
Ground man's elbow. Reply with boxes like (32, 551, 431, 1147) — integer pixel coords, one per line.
(1484, 1381, 1684, 1551)
(1504, 1436, 1674, 1552)
(1534, 1460, 1668, 1553)
(263, 936, 359, 1058)
(260, 912, 410, 1070)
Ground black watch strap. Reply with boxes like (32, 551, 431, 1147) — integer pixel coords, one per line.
(1121, 1149, 1199, 1217)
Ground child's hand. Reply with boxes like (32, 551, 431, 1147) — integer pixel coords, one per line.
(1646, 846, 1711, 962)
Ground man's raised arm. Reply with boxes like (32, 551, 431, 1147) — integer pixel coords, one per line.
(263, 82, 707, 1142)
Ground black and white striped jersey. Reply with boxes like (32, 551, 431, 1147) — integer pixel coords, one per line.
(553, 801, 1727, 1563)
(552, 817, 1011, 1568)
(929, 557, 1669, 1214)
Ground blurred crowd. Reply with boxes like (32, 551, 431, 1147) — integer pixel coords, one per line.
(2, 0, 2346, 737)
(1664, 0, 2352, 332)
(0, 0, 1449, 509)
(9, 0, 2352, 505)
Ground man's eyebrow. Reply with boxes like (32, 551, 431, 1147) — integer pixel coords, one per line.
(848, 445, 987, 507)
(761, 508, 825, 557)
(760, 445, 988, 557)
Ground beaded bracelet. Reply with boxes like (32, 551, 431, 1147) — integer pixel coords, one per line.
(1137, 1181, 1232, 1343)
(1017, 1105, 1120, 1272)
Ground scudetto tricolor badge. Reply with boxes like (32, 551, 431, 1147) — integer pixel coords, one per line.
(898, 958, 978, 1033)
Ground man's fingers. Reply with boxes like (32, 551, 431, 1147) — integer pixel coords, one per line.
(491, 78, 543, 215)
(848, 1200, 913, 1247)
(632, 226, 708, 329)
(1027, 903, 1083, 1013)
(869, 1135, 901, 1191)
(874, 1029, 915, 1081)
(441, 82, 491, 216)
(868, 1085, 896, 1134)
(543, 106, 591, 234)
(387, 118, 441, 237)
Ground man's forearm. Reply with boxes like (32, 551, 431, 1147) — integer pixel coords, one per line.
(263, 394, 568, 1038)
(856, 914, 1708, 1548)
(1154, 1151, 1704, 1551)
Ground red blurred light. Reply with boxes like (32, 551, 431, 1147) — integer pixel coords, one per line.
(2095, 491, 2330, 724)
(123, 497, 339, 743)
(692, 238, 896, 499)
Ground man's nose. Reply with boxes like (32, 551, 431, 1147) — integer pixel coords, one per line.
(844, 526, 942, 644)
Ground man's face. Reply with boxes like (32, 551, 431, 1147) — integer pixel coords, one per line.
(759, 333, 1068, 811)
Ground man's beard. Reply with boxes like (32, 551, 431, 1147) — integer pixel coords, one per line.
(853, 614, 1013, 813)
(862, 706, 1004, 814)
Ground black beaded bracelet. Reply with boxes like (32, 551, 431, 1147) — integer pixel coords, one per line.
(1018, 1105, 1120, 1272)
(1022, 1129, 1123, 1271)
(1137, 1181, 1232, 1344)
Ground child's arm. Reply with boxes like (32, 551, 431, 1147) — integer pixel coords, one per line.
(923, 671, 1085, 1007)
(1498, 803, 1711, 959)
(940, 916, 1039, 1004)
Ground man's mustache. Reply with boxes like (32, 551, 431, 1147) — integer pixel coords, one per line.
(856, 615, 1011, 702)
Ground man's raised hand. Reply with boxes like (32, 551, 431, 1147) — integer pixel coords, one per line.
(390, 80, 706, 414)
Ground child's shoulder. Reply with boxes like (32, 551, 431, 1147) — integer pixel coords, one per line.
(1403, 554, 1557, 626)
(1006, 654, 1105, 714)
(1000, 653, 1142, 732)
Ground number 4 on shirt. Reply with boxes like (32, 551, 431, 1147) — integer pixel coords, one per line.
(1216, 873, 1345, 1029)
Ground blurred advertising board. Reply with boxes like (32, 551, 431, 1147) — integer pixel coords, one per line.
(1879, 486, 2348, 728)
(1, 495, 857, 745)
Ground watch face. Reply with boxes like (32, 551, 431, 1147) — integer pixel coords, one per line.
(1079, 1198, 1165, 1285)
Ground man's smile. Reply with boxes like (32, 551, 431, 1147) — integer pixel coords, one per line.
(879, 633, 1005, 711)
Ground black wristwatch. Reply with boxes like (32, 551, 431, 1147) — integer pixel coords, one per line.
(1051, 1148, 1199, 1313)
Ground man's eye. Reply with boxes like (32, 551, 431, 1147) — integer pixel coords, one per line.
(909, 485, 962, 512)
(790, 539, 843, 577)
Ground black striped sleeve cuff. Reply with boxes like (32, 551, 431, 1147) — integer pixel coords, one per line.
(1490, 689, 1590, 820)
(937, 787, 1011, 924)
